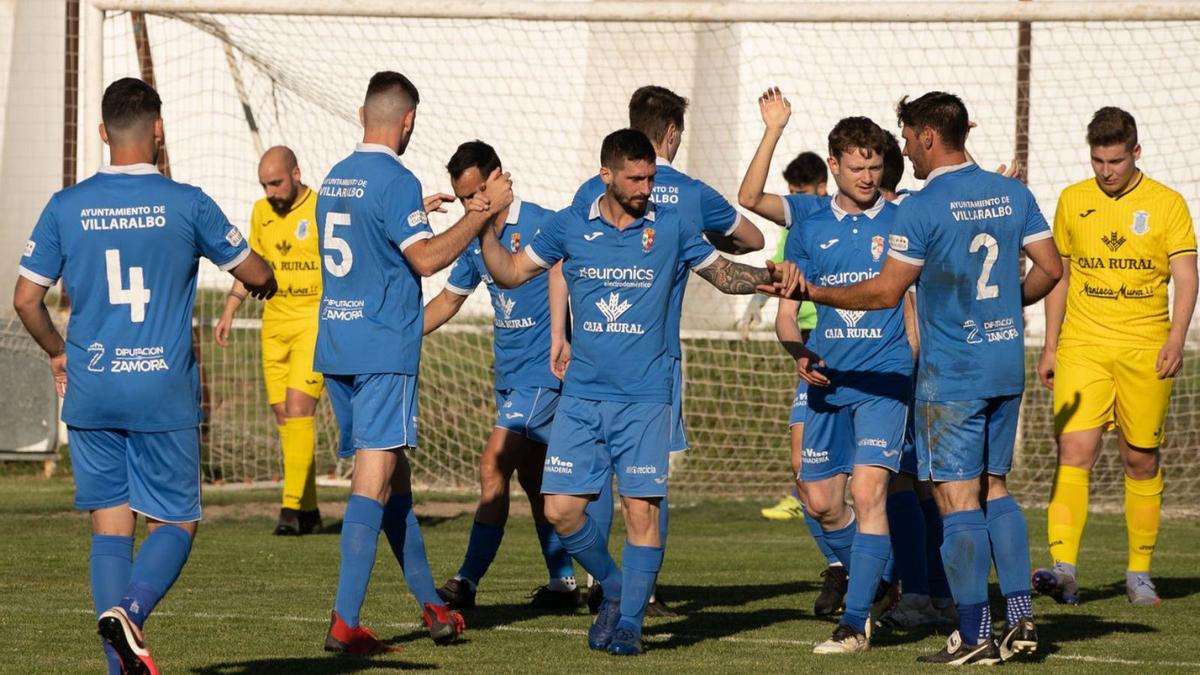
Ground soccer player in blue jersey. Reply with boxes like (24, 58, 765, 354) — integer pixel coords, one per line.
(570, 85, 765, 616)
(772, 91, 1063, 665)
(315, 71, 514, 653)
(479, 129, 796, 656)
(423, 140, 581, 611)
(13, 77, 277, 675)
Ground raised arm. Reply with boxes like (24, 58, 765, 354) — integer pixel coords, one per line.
(404, 169, 512, 277)
(478, 225, 547, 289)
(1020, 238, 1064, 306)
(737, 87, 791, 226)
(706, 215, 765, 255)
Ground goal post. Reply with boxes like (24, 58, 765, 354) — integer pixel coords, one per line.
(74, 0, 1200, 507)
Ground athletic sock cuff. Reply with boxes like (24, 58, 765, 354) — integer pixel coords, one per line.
(286, 416, 315, 430)
(151, 524, 193, 549)
(942, 509, 986, 534)
(1125, 470, 1164, 496)
(622, 543, 664, 573)
(852, 532, 892, 558)
(91, 534, 134, 557)
(985, 495, 1021, 519)
(1058, 464, 1090, 484)
(560, 518, 599, 553)
(345, 495, 385, 529)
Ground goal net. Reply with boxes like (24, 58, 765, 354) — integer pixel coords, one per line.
(65, 1, 1200, 506)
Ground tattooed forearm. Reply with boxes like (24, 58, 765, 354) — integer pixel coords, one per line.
(695, 257, 770, 295)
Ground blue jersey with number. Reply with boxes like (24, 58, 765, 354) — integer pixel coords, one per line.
(887, 162, 1051, 401)
(572, 158, 737, 358)
(526, 196, 718, 403)
(314, 143, 434, 376)
(19, 164, 249, 432)
(446, 198, 560, 391)
(786, 197, 912, 405)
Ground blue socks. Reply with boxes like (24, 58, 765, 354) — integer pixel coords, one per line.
(535, 521, 576, 580)
(560, 517, 621, 599)
(802, 504, 839, 566)
(118, 525, 192, 629)
(823, 517, 856, 572)
(921, 498, 952, 599)
(842, 532, 891, 633)
(586, 477, 616, 542)
(381, 493, 442, 608)
(887, 491, 930, 596)
(941, 509, 992, 645)
(334, 495, 384, 627)
(457, 521, 504, 586)
(91, 535, 132, 675)
(617, 543, 663, 636)
(985, 495, 1034, 623)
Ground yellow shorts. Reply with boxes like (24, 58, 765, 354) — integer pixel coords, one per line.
(261, 318, 323, 405)
(1053, 345, 1173, 448)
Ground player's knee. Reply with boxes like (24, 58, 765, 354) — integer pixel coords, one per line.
(1057, 432, 1100, 468)
(543, 498, 581, 532)
(803, 493, 842, 525)
(1123, 450, 1160, 480)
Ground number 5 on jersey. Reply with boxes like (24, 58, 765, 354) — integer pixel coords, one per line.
(324, 212, 353, 277)
(105, 248, 150, 322)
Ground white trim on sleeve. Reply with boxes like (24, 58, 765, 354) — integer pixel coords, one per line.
(887, 250, 925, 267)
(444, 283, 473, 296)
(783, 202, 794, 228)
(216, 248, 251, 272)
(691, 250, 721, 271)
(398, 230, 433, 252)
(1022, 230, 1054, 247)
(721, 213, 740, 236)
(18, 265, 57, 287)
(525, 245, 552, 269)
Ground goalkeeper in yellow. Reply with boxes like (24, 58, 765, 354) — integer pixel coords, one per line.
(1033, 108, 1197, 606)
(216, 146, 325, 535)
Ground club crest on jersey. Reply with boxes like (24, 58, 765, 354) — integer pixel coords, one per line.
(295, 219, 310, 241)
(1131, 210, 1150, 235)
(870, 235, 884, 261)
(642, 228, 655, 253)
(509, 232, 521, 253)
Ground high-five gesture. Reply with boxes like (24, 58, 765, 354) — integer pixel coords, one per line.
(758, 86, 791, 131)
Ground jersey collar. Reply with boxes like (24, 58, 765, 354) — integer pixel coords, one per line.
(830, 193, 887, 221)
(99, 163, 159, 175)
(355, 142, 403, 164)
(924, 160, 975, 184)
(655, 156, 672, 167)
(587, 194, 657, 229)
(506, 197, 523, 225)
(1095, 171, 1143, 201)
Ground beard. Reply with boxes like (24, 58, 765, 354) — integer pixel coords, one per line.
(268, 186, 299, 215)
(612, 188, 649, 218)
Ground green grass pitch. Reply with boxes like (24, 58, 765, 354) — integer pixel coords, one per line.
(1, 477, 1199, 673)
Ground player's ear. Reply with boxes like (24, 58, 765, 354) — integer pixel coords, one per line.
(403, 108, 416, 137)
(599, 165, 613, 186)
(153, 118, 164, 146)
(920, 127, 935, 150)
(99, 122, 109, 146)
(358, 105, 365, 128)
(1131, 143, 1142, 162)
(827, 155, 838, 176)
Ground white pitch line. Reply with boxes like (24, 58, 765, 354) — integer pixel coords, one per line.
(61, 608, 1200, 667)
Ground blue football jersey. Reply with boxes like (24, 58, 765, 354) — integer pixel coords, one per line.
(19, 164, 249, 431)
(526, 196, 718, 403)
(786, 197, 913, 405)
(572, 158, 738, 358)
(314, 143, 434, 376)
(445, 198, 560, 391)
(887, 162, 1051, 401)
(783, 193, 830, 228)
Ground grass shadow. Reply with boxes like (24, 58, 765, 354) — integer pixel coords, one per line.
(191, 656, 436, 674)
(1081, 575, 1200, 604)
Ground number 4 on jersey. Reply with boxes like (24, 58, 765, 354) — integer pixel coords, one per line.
(105, 248, 151, 322)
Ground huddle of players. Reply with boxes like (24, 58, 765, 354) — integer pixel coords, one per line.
(13, 65, 1195, 673)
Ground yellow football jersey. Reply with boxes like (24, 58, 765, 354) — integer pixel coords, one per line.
(1053, 173, 1197, 348)
(249, 187, 321, 323)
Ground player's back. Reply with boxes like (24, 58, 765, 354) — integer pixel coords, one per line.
(314, 143, 432, 376)
(889, 163, 1050, 401)
(20, 164, 249, 431)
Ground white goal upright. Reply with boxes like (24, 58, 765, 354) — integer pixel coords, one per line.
(60, 0, 1200, 507)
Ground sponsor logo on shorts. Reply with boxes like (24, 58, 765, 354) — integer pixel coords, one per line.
(858, 438, 888, 448)
(544, 455, 574, 474)
(802, 447, 829, 464)
(504, 412, 526, 420)
(625, 465, 657, 475)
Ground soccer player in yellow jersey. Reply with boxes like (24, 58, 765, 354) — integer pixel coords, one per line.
(1033, 108, 1198, 606)
(215, 146, 326, 536)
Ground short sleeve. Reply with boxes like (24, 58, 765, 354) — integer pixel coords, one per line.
(1052, 192, 1072, 257)
(783, 194, 823, 228)
(384, 173, 433, 252)
(526, 209, 568, 268)
(1166, 193, 1198, 261)
(677, 216, 719, 270)
(571, 177, 602, 211)
(697, 181, 739, 235)
(887, 199, 927, 267)
(193, 191, 250, 271)
(445, 252, 480, 295)
(19, 197, 65, 287)
(1021, 187, 1052, 247)
(248, 204, 266, 257)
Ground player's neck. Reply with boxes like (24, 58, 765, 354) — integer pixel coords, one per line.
(360, 130, 402, 156)
(833, 191, 879, 215)
(653, 143, 675, 165)
(599, 193, 639, 230)
(1098, 169, 1141, 198)
(108, 144, 157, 167)
(925, 149, 969, 174)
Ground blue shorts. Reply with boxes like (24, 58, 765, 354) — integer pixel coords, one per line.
(68, 426, 201, 523)
(789, 380, 809, 428)
(325, 373, 418, 457)
(914, 395, 1021, 482)
(541, 395, 672, 498)
(799, 394, 909, 482)
(669, 357, 688, 453)
(495, 386, 560, 446)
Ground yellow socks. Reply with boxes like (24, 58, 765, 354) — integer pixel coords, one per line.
(1125, 469, 1163, 573)
(1047, 464, 1089, 568)
(279, 416, 318, 511)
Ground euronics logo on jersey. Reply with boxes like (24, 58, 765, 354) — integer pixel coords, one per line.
(825, 308, 882, 339)
(544, 455, 574, 474)
(577, 266, 655, 288)
(586, 292, 644, 334)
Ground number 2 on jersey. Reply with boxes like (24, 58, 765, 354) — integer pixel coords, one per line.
(323, 212, 353, 277)
(969, 232, 999, 300)
(105, 249, 150, 322)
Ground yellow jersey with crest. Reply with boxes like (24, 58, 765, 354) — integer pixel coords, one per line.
(249, 187, 321, 323)
(1052, 173, 1196, 348)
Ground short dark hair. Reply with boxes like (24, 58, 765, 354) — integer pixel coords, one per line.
(600, 128, 656, 170)
(101, 78, 161, 136)
(628, 85, 688, 145)
(880, 131, 905, 192)
(783, 151, 826, 188)
(446, 140, 502, 181)
(365, 70, 420, 107)
(827, 116, 889, 160)
(895, 91, 970, 151)
(1087, 107, 1138, 149)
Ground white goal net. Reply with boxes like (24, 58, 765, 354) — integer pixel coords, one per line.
(27, 1, 1200, 505)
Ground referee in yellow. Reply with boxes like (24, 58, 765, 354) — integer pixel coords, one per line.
(216, 146, 325, 535)
(1034, 107, 1198, 606)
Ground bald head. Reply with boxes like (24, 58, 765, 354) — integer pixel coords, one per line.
(258, 145, 304, 215)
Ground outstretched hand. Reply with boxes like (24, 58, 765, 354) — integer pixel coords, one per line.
(756, 260, 807, 300)
(423, 192, 457, 214)
(758, 87, 791, 131)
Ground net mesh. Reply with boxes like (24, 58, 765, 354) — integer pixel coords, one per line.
(74, 7, 1200, 504)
